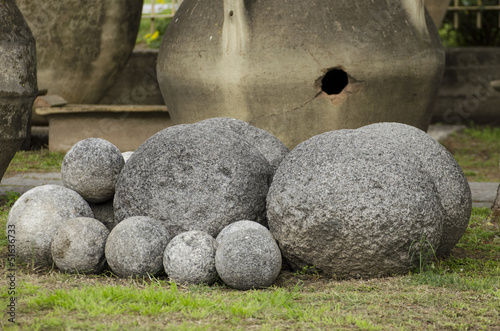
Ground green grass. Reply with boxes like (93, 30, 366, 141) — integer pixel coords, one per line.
(441, 125, 500, 182)
(4, 150, 64, 177)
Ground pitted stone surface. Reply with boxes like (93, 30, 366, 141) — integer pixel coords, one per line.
(89, 200, 115, 231)
(216, 220, 273, 244)
(358, 122, 472, 256)
(195, 118, 289, 172)
(62, 138, 125, 203)
(215, 229, 282, 290)
(7, 185, 94, 266)
(105, 216, 171, 277)
(267, 129, 445, 278)
(51, 217, 109, 274)
(114, 124, 273, 238)
(163, 230, 218, 285)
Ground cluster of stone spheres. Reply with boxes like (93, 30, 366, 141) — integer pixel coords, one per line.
(7, 118, 472, 289)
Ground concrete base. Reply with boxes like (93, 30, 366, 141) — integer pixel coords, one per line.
(36, 105, 172, 152)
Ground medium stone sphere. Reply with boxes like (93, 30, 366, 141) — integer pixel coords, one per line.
(216, 220, 273, 244)
(61, 138, 125, 203)
(114, 124, 273, 238)
(105, 216, 171, 277)
(51, 217, 109, 274)
(215, 229, 282, 290)
(6, 185, 94, 266)
(163, 230, 218, 285)
(358, 122, 472, 256)
(267, 129, 445, 278)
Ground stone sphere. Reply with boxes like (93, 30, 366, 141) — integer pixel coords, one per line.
(358, 122, 472, 256)
(6, 185, 94, 266)
(51, 217, 109, 274)
(216, 220, 273, 244)
(267, 129, 445, 278)
(89, 200, 116, 231)
(105, 216, 171, 277)
(195, 118, 289, 172)
(114, 124, 273, 238)
(215, 229, 282, 290)
(163, 230, 218, 285)
(61, 138, 125, 203)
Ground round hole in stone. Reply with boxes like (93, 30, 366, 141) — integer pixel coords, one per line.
(229, 10, 234, 16)
(321, 69, 348, 95)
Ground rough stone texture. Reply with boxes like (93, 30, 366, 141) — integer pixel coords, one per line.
(163, 231, 218, 285)
(267, 129, 445, 278)
(158, 0, 444, 148)
(62, 138, 125, 203)
(50, 217, 109, 274)
(16, 0, 143, 105)
(358, 122, 472, 256)
(216, 220, 273, 244)
(215, 229, 282, 290)
(114, 124, 273, 238)
(89, 200, 115, 231)
(6, 185, 94, 266)
(105, 216, 171, 277)
(122, 151, 134, 163)
(195, 118, 289, 172)
(0, 0, 37, 181)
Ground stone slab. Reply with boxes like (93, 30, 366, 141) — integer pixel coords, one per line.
(0, 172, 62, 196)
(469, 182, 499, 208)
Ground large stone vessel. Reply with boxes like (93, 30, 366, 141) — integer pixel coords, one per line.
(158, 0, 445, 148)
(0, 0, 37, 180)
(16, 0, 143, 105)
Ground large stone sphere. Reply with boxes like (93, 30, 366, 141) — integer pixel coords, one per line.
(114, 124, 273, 238)
(105, 216, 171, 277)
(267, 129, 445, 278)
(215, 229, 282, 290)
(358, 123, 472, 256)
(62, 138, 125, 203)
(163, 231, 218, 286)
(7, 185, 94, 266)
(51, 217, 109, 274)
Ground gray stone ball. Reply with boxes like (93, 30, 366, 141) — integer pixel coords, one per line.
(105, 216, 171, 277)
(267, 129, 445, 278)
(6, 185, 94, 266)
(89, 200, 116, 231)
(358, 122, 472, 256)
(215, 229, 282, 290)
(163, 230, 218, 285)
(50, 217, 109, 274)
(195, 117, 289, 172)
(62, 138, 125, 203)
(114, 124, 273, 238)
(216, 220, 273, 244)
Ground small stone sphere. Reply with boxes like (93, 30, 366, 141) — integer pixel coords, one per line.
(215, 229, 282, 290)
(51, 217, 109, 274)
(61, 138, 125, 203)
(216, 220, 273, 244)
(105, 216, 171, 277)
(6, 185, 94, 266)
(163, 230, 218, 285)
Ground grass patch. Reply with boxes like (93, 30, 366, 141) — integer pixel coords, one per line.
(441, 125, 500, 182)
(3, 150, 64, 177)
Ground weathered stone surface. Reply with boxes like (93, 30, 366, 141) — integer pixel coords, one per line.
(50, 217, 109, 274)
(89, 200, 115, 231)
(16, 0, 143, 105)
(163, 230, 218, 285)
(61, 138, 125, 203)
(7, 185, 94, 266)
(114, 124, 273, 238)
(215, 229, 282, 290)
(267, 129, 445, 278)
(358, 122, 472, 256)
(216, 220, 273, 244)
(0, 0, 37, 180)
(105, 216, 171, 277)
(196, 118, 289, 172)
